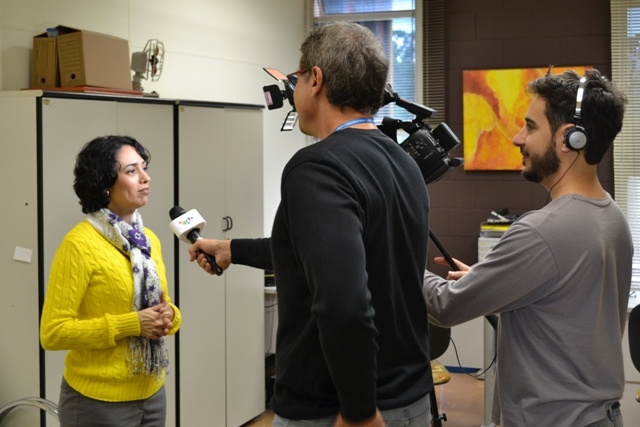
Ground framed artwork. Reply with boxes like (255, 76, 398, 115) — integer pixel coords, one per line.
(462, 66, 592, 170)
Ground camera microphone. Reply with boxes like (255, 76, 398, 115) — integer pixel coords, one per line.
(169, 206, 223, 276)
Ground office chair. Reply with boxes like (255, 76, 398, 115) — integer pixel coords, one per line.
(429, 323, 451, 426)
(629, 304, 640, 402)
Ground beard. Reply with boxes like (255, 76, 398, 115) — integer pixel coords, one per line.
(521, 139, 560, 183)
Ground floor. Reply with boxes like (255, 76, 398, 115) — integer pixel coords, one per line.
(244, 371, 486, 427)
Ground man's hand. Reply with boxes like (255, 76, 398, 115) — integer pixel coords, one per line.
(188, 239, 232, 275)
(433, 256, 470, 280)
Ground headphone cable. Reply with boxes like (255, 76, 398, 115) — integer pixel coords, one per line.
(544, 151, 580, 205)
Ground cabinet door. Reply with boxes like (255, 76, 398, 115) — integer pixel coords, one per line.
(42, 97, 119, 411)
(176, 105, 228, 427)
(116, 102, 175, 249)
(116, 102, 177, 427)
(223, 108, 265, 427)
(177, 105, 265, 426)
(0, 94, 43, 426)
(41, 98, 176, 426)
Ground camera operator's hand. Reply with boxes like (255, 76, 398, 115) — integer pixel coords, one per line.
(434, 256, 470, 280)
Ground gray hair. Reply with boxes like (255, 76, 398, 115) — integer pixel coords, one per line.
(299, 21, 389, 115)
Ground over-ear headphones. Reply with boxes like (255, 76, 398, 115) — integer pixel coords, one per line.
(564, 76, 588, 151)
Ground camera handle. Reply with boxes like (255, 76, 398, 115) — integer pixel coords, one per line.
(429, 230, 499, 331)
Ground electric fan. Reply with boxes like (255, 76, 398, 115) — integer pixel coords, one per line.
(131, 39, 165, 95)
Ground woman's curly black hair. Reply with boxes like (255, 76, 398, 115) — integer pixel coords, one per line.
(73, 135, 151, 214)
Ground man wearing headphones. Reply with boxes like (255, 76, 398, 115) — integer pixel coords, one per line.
(423, 69, 631, 426)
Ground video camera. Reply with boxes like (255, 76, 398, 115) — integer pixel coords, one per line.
(379, 84, 463, 185)
(262, 68, 462, 185)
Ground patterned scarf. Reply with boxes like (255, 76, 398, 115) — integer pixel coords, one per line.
(86, 208, 169, 379)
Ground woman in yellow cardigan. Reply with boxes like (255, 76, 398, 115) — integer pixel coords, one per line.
(40, 135, 182, 427)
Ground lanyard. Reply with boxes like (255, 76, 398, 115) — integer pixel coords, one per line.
(333, 118, 375, 133)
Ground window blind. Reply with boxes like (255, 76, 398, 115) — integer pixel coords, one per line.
(611, 0, 640, 291)
(422, 0, 445, 129)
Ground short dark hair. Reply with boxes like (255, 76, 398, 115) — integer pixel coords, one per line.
(527, 68, 627, 164)
(299, 21, 389, 115)
(73, 135, 151, 213)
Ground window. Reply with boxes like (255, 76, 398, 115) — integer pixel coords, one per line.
(311, 0, 446, 141)
(312, 0, 417, 124)
(611, 0, 640, 296)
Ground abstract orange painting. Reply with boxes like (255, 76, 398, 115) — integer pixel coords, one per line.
(463, 66, 592, 170)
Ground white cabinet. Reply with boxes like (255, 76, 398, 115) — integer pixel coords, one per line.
(0, 91, 175, 426)
(0, 91, 264, 427)
(0, 92, 42, 427)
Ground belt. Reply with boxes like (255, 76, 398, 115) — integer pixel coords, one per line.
(607, 401, 620, 421)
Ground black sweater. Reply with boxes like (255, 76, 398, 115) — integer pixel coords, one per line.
(232, 128, 432, 422)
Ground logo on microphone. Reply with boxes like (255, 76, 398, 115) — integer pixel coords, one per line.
(169, 207, 207, 244)
(178, 216, 195, 226)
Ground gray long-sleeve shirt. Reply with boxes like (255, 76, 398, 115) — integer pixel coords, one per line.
(423, 193, 632, 426)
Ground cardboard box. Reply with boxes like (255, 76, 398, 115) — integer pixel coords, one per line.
(56, 26, 132, 90)
(31, 26, 132, 90)
(30, 28, 61, 88)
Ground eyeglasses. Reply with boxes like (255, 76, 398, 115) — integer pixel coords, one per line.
(286, 69, 308, 87)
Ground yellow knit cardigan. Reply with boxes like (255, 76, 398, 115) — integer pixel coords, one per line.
(40, 220, 182, 402)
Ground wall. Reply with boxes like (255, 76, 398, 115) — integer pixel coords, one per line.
(428, 0, 613, 274)
(432, 1, 640, 423)
(0, 0, 309, 235)
(0, 2, 307, 424)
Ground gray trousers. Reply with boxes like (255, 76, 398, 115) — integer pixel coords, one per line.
(272, 393, 431, 427)
(58, 377, 166, 427)
(585, 403, 623, 427)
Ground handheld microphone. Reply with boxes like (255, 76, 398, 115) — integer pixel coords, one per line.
(169, 206, 223, 276)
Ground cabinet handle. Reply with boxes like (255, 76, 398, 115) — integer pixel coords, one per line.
(222, 216, 233, 232)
